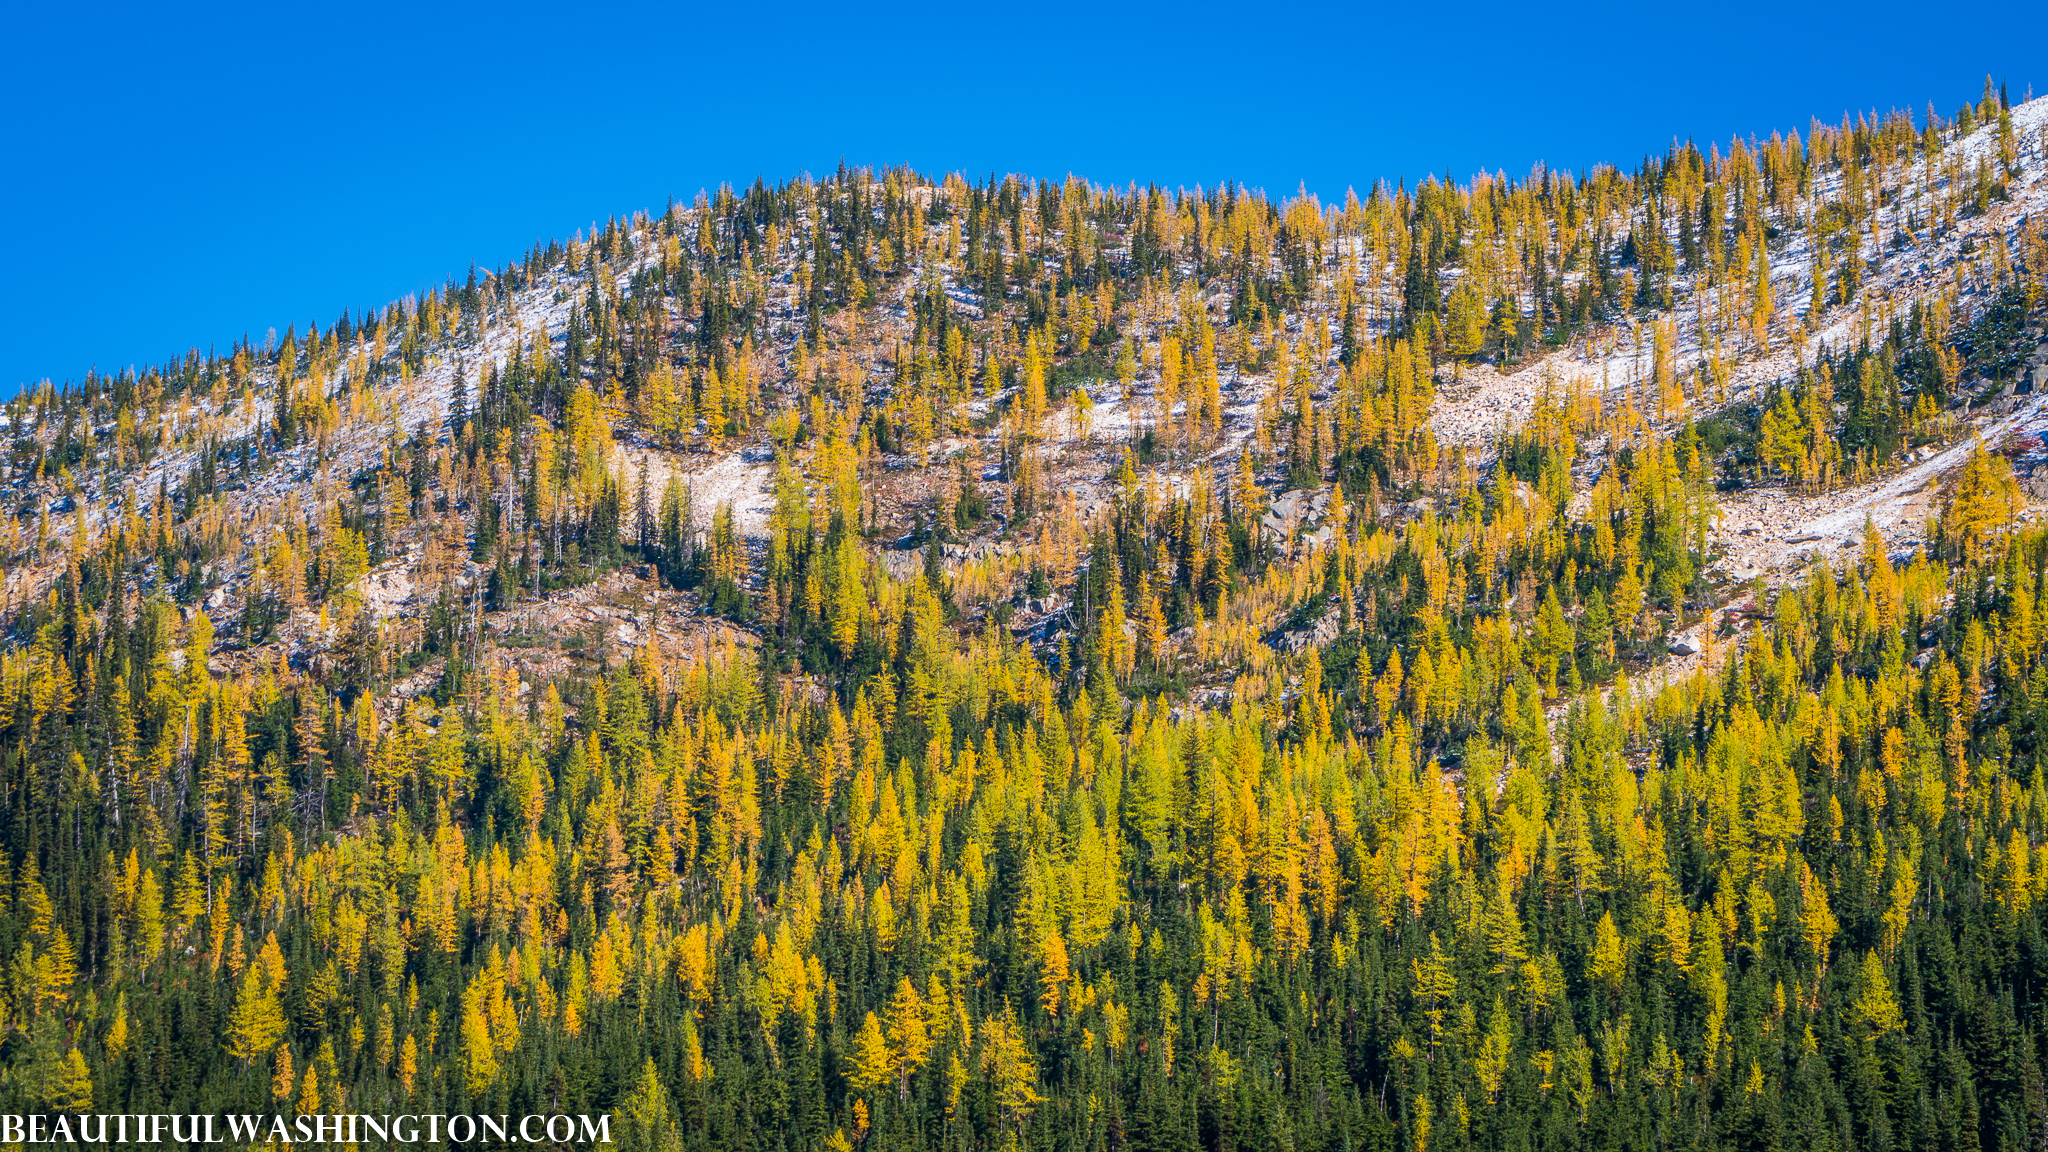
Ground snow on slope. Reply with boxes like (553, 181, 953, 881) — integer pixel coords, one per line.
(1422, 95, 2048, 593)
(1432, 95, 2048, 463)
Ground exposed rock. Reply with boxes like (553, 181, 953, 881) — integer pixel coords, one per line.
(1274, 608, 1342, 654)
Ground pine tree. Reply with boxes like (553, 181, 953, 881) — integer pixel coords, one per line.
(850, 1011, 893, 1096)
(226, 965, 288, 1065)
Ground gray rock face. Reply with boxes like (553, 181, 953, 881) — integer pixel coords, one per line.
(1275, 609, 1343, 654)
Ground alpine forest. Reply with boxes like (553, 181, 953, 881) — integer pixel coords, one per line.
(16, 77, 2048, 1152)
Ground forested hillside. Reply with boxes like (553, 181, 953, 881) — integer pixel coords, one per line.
(6, 78, 2048, 1151)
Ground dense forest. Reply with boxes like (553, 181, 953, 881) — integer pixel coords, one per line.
(4, 79, 2048, 1150)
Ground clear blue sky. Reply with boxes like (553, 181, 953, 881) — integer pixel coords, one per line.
(6, 1, 2045, 396)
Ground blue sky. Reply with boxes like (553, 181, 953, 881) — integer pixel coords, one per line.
(6, 1, 2046, 395)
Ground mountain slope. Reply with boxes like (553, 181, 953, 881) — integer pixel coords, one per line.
(3, 81, 2048, 1151)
